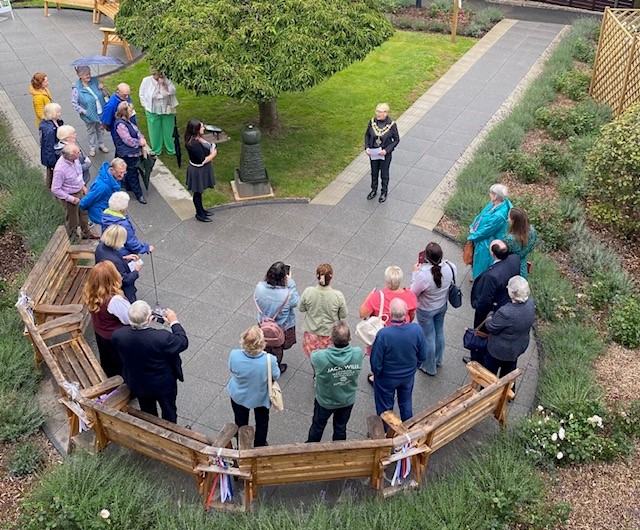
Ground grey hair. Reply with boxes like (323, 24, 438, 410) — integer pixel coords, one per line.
(331, 320, 351, 348)
(507, 275, 530, 303)
(56, 125, 76, 141)
(129, 300, 152, 329)
(75, 66, 91, 76)
(489, 184, 508, 202)
(110, 157, 126, 169)
(61, 143, 79, 160)
(384, 265, 403, 290)
(108, 191, 130, 212)
(389, 298, 408, 320)
(42, 102, 61, 121)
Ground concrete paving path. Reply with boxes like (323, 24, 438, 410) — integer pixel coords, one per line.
(3, 6, 568, 507)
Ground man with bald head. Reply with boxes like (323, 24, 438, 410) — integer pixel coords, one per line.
(51, 144, 98, 240)
(370, 298, 427, 422)
(101, 83, 137, 142)
(464, 239, 520, 364)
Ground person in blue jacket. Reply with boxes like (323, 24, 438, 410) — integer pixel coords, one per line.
(79, 159, 125, 224)
(101, 191, 154, 256)
(467, 184, 513, 280)
(95, 224, 141, 303)
(39, 103, 63, 188)
(100, 83, 136, 142)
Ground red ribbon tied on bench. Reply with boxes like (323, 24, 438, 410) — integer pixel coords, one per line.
(205, 448, 233, 509)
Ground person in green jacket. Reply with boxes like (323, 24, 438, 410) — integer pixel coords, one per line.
(306, 321, 363, 442)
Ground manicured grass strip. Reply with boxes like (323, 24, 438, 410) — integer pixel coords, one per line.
(107, 31, 475, 206)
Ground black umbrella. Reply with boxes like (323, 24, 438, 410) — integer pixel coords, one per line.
(173, 116, 182, 168)
(136, 152, 156, 190)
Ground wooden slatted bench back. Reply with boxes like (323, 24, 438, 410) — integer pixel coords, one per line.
(49, 336, 107, 389)
(95, 0, 119, 23)
(43, 0, 95, 20)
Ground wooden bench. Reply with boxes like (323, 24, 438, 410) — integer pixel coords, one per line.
(94, 0, 118, 24)
(75, 391, 240, 510)
(100, 27, 133, 62)
(43, 0, 96, 20)
(381, 362, 521, 484)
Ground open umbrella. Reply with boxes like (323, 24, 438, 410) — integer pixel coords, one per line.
(173, 116, 182, 168)
(71, 55, 124, 67)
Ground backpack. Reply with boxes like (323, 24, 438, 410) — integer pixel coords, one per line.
(254, 291, 290, 348)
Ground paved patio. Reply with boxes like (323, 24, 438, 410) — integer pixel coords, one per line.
(3, 6, 568, 506)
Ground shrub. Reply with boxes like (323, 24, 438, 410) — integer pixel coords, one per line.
(554, 69, 591, 101)
(608, 296, 640, 348)
(0, 389, 44, 441)
(612, 401, 640, 439)
(7, 441, 44, 476)
(517, 195, 568, 251)
(428, 0, 453, 17)
(558, 168, 589, 199)
(534, 100, 612, 140)
(537, 143, 573, 177)
(379, 0, 414, 13)
(557, 196, 583, 223)
(586, 269, 633, 310)
(586, 103, 640, 239)
(567, 133, 598, 158)
(569, 220, 620, 276)
(567, 35, 597, 64)
(502, 151, 543, 183)
(527, 253, 579, 322)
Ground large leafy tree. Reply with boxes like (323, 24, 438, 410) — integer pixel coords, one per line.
(117, 0, 393, 131)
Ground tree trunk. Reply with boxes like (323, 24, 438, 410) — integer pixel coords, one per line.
(258, 99, 280, 133)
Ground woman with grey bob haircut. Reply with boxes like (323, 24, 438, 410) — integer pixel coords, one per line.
(71, 65, 109, 156)
(484, 276, 535, 392)
(95, 224, 142, 303)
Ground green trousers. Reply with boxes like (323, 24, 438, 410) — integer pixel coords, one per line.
(145, 111, 176, 156)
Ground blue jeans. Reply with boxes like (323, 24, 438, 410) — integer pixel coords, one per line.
(374, 374, 415, 422)
(417, 304, 447, 375)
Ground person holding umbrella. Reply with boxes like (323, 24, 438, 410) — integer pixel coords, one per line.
(139, 69, 178, 157)
(71, 66, 109, 157)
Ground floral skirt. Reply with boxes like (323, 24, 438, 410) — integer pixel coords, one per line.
(302, 331, 332, 357)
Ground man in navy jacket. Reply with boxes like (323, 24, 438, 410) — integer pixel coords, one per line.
(112, 301, 188, 423)
(465, 240, 520, 364)
(100, 83, 137, 142)
(371, 298, 427, 422)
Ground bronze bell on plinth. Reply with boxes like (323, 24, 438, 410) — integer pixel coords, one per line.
(232, 125, 274, 200)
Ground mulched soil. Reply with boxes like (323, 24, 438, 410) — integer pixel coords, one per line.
(0, 230, 31, 284)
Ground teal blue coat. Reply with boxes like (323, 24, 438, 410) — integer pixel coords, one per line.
(468, 199, 512, 279)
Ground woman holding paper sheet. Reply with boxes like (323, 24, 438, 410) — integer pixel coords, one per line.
(364, 103, 400, 203)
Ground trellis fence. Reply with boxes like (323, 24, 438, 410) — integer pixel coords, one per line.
(590, 8, 640, 116)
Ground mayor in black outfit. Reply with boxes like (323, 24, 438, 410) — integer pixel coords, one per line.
(112, 300, 188, 423)
(464, 239, 520, 365)
(365, 103, 400, 203)
(184, 119, 216, 223)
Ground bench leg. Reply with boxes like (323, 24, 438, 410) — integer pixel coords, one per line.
(44, 2, 48, 16)
(101, 34, 109, 57)
(123, 40, 133, 62)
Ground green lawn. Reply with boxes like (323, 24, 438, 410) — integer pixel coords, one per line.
(106, 31, 475, 206)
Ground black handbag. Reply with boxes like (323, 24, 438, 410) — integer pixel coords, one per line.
(463, 318, 489, 350)
(446, 261, 462, 309)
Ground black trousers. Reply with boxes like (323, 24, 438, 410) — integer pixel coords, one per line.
(483, 354, 518, 392)
(231, 398, 270, 447)
(307, 399, 354, 442)
(193, 192, 205, 216)
(370, 154, 392, 194)
(138, 391, 178, 423)
(123, 156, 143, 200)
(95, 333, 123, 378)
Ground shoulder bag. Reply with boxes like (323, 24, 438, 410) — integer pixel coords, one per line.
(463, 241, 474, 266)
(254, 291, 290, 348)
(446, 261, 463, 309)
(356, 290, 388, 347)
(266, 354, 284, 412)
(463, 317, 490, 351)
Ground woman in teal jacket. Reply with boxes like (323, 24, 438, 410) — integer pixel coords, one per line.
(468, 184, 512, 280)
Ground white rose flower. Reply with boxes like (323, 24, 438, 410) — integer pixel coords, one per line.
(537, 405, 544, 412)
(557, 451, 563, 459)
(569, 413, 574, 420)
(100, 509, 111, 519)
(558, 427, 565, 440)
(551, 433, 558, 442)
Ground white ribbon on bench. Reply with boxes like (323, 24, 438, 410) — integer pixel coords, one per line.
(391, 433, 413, 486)
(61, 381, 88, 433)
(15, 290, 34, 324)
(205, 448, 234, 509)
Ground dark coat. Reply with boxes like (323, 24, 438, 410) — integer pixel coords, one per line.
(78, 162, 122, 224)
(470, 254, 520, 328)
(486, 297, 535, 361)
(111, 323, 188, 399)
(94, 241, 138, 303)
(364, 116, 400, 153)
(39, 119, 63, 168)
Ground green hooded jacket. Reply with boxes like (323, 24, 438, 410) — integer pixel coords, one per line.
(310, 344, 363, 409)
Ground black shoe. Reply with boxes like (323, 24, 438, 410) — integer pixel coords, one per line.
(367, 190, 377, 200)
(205, 208, 215, 215)
(205, 210, 214, 217)
(279, 363, 288, 374)
(462, 355, 472, 364)
(137, 196, 147, 204)
(195, 214, 212, 223)
(379, 193, 387, 203)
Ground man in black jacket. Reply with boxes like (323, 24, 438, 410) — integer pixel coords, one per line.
(464, 240, 520, 364)
(112, 300, 188, 423)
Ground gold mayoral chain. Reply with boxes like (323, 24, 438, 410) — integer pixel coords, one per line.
(371, 118, 394, 146)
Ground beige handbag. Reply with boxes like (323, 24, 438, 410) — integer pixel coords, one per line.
(266, 354, 284, 412)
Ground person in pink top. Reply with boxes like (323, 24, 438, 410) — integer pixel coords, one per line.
(359, 265, 418, 385)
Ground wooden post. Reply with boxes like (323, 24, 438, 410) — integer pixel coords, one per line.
(451, 0, 460, 43)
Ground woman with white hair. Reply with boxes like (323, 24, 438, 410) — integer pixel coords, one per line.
(71, 66, 109, 157)
(467, 183, 513, 280)
(360, 265, 417, 385)
(54, 125, 92, 184)
(95, 224, 142, 303)
(102, 191, 154, 256)
(39, 102, 63, 188)
(364, 102, 400, 203)
(484, 275, 535, 386)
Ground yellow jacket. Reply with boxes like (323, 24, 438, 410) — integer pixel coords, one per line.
(29, 86, 53, 128)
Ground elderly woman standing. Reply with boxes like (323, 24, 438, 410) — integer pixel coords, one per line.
(467, 184, 513, 280)
(102, 191, 154, 256)
(484, 276, 535, 388)
(227, 326, 281, 447)
(411, 242, 456, 376)
(54, 125, 92, 184)
(114, 101, 147, 204)
(299, 263, 348, 358)
(139, 69, 178, 156)
(254, 261, 300, 374)
(95, 224, 141, 303)
(29, 72, 52, 129)
(504, 207, 537, 279)
(71, 66, 109, 157)
(79, 158, 125, 225)
(82, 261, 131, 378)
(364, 103, 400, 203)
(184, 119, 216, 222)
(40, 103, 63, 188)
